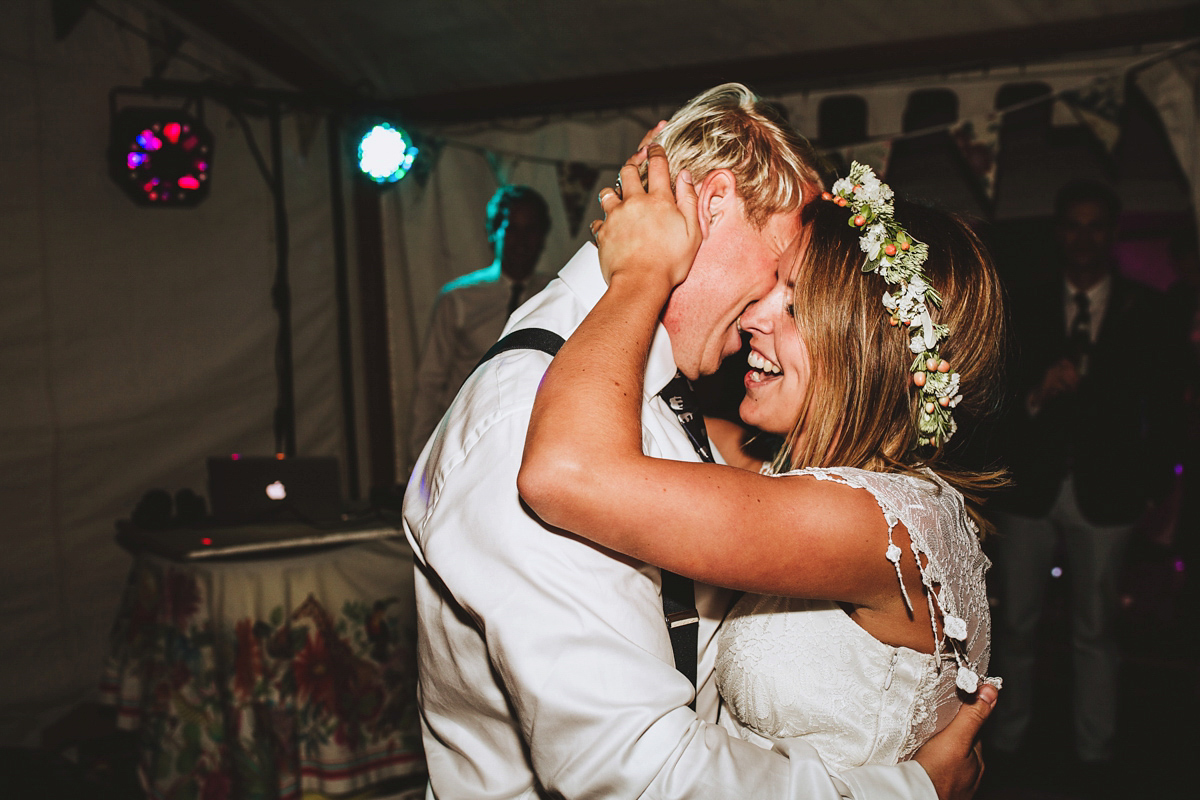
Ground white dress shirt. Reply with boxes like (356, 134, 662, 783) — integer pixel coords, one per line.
(403, 244, 937, 800)
(409, 264, 552, 467)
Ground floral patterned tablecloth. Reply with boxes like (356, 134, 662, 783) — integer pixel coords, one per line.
(100, 536, 424, 800)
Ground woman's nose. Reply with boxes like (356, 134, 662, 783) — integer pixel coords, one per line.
(741, 284, 786, 333)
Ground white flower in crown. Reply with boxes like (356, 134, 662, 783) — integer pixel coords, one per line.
(831, 176, 855, 196)
(908, 310, 939, 354)
(927, 371, 961, 401)
(826, 161, 963, 449)
(860, 223, 887, 260)
(857, 171, 893, 206)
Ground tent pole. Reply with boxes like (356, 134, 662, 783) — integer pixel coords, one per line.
(268, 102, 297, 458)
(327, 115, 362, 500)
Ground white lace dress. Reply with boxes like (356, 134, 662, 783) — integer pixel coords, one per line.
(714, 466, 1000, 774)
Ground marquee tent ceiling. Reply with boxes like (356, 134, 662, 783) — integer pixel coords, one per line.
(156, 0, 1200, 123)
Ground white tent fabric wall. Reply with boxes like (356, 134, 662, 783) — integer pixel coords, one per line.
(0, 0, 347, 744)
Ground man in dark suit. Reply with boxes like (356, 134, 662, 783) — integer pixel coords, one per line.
(989, 180, 1182, 776)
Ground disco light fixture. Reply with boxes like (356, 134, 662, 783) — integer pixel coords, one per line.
(356, 122, 419, 184)
(109, 108, 213, 206)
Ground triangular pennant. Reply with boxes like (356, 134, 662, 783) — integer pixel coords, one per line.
(950, 116, 1000, 199)
(1058, 75, 1126, 152)
(485, 151, 518, 186)
(293, 110, 323, 159)
(409, 136, 444, 189)
(51, 0, 92, 40)
(145, 14, 187, 79)
(837, 140, 892, 179)
(1067, 106, 1123, 152)
(556, 161, 601, 238)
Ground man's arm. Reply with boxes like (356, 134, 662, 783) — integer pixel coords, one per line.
(420, 388, 986, 799)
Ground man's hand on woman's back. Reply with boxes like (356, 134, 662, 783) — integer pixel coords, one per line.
(914, 684, 998, 800)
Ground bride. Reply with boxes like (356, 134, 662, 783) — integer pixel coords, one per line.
(518, 151, 1005, 773)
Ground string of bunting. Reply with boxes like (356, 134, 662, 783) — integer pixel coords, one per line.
(422, 38, 1199, 232)
(105, 3, 1196, 231)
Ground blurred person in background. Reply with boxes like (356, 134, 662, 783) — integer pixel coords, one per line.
(408, 185, 551, 469)
(989, 179, 1184, 788)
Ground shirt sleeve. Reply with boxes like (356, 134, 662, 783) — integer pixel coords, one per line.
(409, 290, 460, 467)
(417, 392, 937, 800)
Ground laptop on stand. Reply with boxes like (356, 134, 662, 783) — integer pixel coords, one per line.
(115, 456, 404, 561)
(207, 455, 344, 526)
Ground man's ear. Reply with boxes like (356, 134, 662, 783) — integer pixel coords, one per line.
(697, 169, 737, 240)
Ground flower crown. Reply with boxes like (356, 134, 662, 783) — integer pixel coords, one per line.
(822, 162, 962, 448)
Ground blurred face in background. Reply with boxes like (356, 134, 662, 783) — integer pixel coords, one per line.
(1056, 199, 1116, 287)
(495, 199, 550, 281)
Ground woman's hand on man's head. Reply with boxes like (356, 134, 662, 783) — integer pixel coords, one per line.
(593, 142, 701, 292)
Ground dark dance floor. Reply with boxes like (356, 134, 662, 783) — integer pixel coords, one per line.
(4, 535, 1194, 799)
(979, 535, 1198, 800)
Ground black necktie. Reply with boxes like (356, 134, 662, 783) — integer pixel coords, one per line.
(1069, 291, 1091, 375)
(507, 281, 525, 316)
(655, 370, 710, 706)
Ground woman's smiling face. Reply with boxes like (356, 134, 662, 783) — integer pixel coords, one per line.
(737, 246, 814, 437)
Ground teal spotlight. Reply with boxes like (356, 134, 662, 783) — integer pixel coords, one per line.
(356, 123, 419, 184)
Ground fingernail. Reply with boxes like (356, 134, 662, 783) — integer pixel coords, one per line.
(679, 170, 693, 184)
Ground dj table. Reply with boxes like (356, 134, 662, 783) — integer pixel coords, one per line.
(100, 518, 424, 799)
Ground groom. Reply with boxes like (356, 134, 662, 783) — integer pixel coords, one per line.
(403, 84, 995, 799)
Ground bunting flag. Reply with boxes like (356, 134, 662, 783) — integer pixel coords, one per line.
(828, 140, 892, 180)
(1058, 75, 1126, 152)
(51, 0, 92, 40)
(556, 161, 601, 238)
(145, 14, 186, 79)
(413, 63, 1143, 221)
(409, 136, 444, 189)
(950, 116, 1000, 199)
(293, 110, 323, 159)
(485, 150, 519, 187)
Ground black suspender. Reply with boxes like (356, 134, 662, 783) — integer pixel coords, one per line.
(476, 328, 702, 705)
(473, 327, 567, 372)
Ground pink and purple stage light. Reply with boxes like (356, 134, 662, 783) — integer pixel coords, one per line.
(109, 108, 213, 207)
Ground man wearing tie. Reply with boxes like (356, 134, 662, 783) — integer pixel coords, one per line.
(990, 179, 1182, 782)
(408, 185, 552, 468)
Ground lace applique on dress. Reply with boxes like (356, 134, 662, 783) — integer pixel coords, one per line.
(715, 466, 1000, 770)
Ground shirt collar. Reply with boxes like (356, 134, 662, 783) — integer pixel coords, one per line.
(1064, 274, 1111, 310)
(558, 243, 681, 399)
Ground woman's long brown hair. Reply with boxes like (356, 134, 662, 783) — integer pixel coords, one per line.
(772, 198, 1010, 536)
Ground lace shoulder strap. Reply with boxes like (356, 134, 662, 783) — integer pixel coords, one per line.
(774, 465, 997, 693)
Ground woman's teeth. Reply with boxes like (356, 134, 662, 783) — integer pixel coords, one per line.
(747, 350, 782, 377)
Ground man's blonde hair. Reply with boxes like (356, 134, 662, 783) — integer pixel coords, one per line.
(654, 83, 824, 228)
